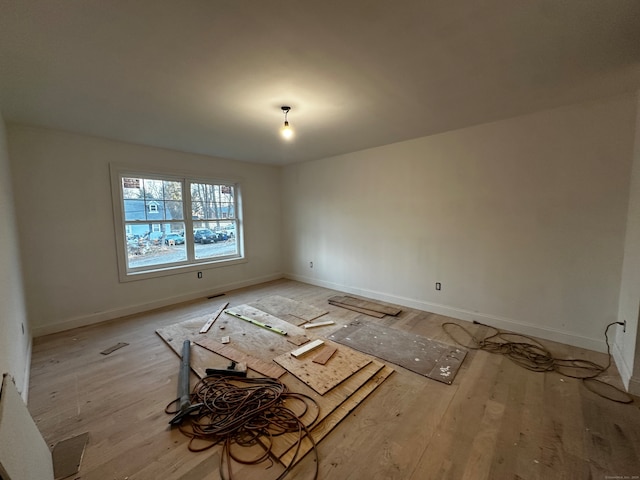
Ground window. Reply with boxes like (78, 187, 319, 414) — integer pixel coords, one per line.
(111, 165, 243, 280)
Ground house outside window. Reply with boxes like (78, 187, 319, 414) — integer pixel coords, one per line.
(110, 165, 244, 281)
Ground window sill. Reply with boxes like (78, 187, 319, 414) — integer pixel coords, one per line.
(118, 256, 247, 283)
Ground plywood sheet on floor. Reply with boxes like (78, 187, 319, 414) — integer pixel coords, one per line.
(249, 295, 328, 326)
(279, 365, 394, 466)
(270, 360, 386, 459)
(274, 341, 373, 394)
(156, 311, 394, 469)
(156, 304, 309, 365)
(328, 319, 467, 384)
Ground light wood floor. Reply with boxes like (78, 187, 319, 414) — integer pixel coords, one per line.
(28, 279, 640, 479)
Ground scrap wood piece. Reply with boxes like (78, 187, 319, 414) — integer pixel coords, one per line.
(313, 346, 338, 365)
(328, 299, 386, 318)
(100, 342, 129, 355)
(52, 432, 89, 480)
(274, 340, 372, 395)
(290, 339, 325, 358)
(196, 338, 287, 378)
(328, 295, 401, 316)
(199, 302, 229, 333)
(303, 320, 336, 329)
(249, 295, 329, 326)
(278, 365, 394, 466)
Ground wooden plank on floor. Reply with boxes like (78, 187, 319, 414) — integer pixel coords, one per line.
(328, 295, 401, 316)
(313, 346, 338, 365)
(100, 342, 129, 355)
(198, 302, 229, 333)
(328, 299, 386, 318)
(274, 340, 372, 395)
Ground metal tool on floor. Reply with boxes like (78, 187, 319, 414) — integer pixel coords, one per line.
(205, 360, 248, 378)
(168, 340, 203, 425)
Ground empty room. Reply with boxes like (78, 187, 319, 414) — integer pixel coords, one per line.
(1, 1, 640, 479)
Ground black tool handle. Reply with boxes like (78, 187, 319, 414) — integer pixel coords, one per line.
(177, 340, 191, 409)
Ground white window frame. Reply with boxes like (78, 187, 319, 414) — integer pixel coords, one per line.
(110, 164, 245, 282)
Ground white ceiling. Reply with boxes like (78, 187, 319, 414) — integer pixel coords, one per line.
(1, 1, 639, 165)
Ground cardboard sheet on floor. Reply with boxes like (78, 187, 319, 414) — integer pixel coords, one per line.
(249, 295, 328, 326)
(273, 341, 372, 395)
(328, 320, 467, 384)
(52, 432, 89, 480)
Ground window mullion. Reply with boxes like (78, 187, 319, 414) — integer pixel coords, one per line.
(184, 179, 195, 261)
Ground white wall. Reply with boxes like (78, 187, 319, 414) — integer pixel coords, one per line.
(283, 93, 637, 353)
(8, 126, 283, 336)
(0, 113, 31, 399)
(616, 92, 640, 393)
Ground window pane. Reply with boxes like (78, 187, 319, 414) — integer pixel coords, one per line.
(193, 221, 239, 260)
(124, 199, 146, 221)
(126, 222, 187, 269)
(122, 177, 143, 198)
(165, 200, 184, 220)
(123, 177, 183, 222)
(191, 182, 235, 221)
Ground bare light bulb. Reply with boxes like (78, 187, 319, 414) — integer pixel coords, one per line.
(281, 120, 294, 139)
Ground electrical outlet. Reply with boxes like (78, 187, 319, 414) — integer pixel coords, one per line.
(197, 271, 203, 279)
(435, 282, 441, 291)
(309, 261, 313, 269)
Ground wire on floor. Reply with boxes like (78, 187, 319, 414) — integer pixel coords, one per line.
(441, 320, 633, 404)
(165, 375, 320, 480)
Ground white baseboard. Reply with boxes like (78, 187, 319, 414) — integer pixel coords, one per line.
(286, 273, 608, 353)
(32, 273, 284, 337)
(611, 340, 633, 391)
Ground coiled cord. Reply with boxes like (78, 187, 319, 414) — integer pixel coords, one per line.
(166, 375, 320, 480)
(442, 321, 633, 404)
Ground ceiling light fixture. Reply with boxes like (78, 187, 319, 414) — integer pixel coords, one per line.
(280, 106, 293, 140)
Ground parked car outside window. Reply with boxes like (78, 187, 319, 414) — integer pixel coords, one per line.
(164, 233, 185, 245)
(194, 228, 217, 244)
